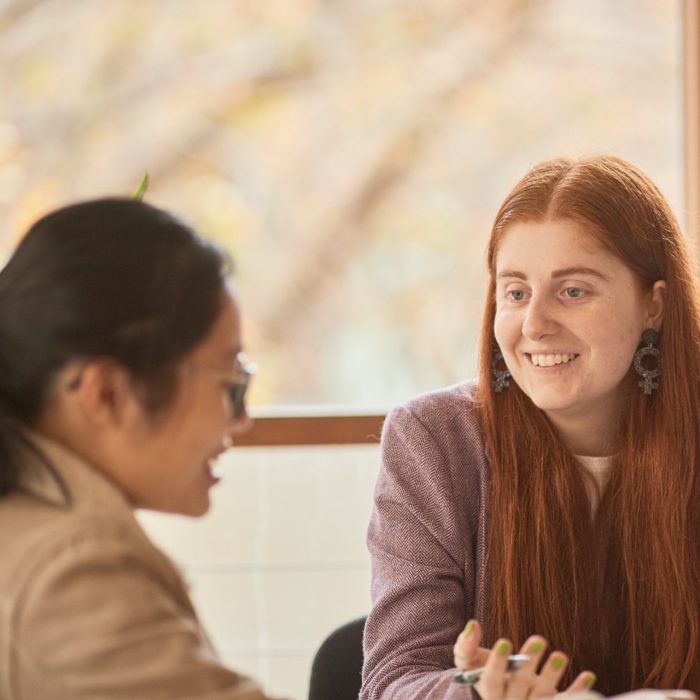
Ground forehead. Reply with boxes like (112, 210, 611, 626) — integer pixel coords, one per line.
(495, 219, 619, 274)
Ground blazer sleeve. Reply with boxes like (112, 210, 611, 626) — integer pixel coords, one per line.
(10, 523, 282, 700)
(361, 401, 483, 700)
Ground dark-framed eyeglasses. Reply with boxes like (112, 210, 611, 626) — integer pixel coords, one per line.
(187, 352, 257, 420)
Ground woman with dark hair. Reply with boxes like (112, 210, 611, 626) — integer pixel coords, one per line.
(361, 156, 699, 699)
(0, 199, 276, 699)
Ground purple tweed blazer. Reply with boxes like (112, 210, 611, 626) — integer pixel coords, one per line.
(361, 381, 490, 699)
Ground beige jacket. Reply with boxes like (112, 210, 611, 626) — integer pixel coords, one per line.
(0, 434, 276, 700)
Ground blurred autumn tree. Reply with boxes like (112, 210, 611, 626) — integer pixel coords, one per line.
(0, 0, 681, 406)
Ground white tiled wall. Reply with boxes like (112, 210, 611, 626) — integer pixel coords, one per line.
(138, 444, 381, 700)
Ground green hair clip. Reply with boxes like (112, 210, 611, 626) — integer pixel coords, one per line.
(130, 173, 149, 200)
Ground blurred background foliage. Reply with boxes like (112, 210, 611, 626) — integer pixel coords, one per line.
(0, 0, 682, 407)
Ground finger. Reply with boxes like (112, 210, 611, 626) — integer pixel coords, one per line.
(560, 671, 597, 695)
(454, 645, 490, 670)
(529, 651, 569, 698)
(453, 619, 483, 669)
(506, 636, 547, 697)
(475, 638, 511, 700)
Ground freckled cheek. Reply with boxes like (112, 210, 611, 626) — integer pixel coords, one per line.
(586, 314, 640, 365)
(493, 312, 522, 357)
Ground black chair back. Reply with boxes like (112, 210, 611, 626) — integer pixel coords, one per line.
(308, 616, 366, 700)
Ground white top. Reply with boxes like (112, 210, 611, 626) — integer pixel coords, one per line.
(574, 453, 613, 514)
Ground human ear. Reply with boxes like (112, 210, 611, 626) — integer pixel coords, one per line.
(644, 280, 666, 329)
(70, 359, 139, 428)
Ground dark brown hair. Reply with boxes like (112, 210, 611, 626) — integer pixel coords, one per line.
(0, 198, 230, 494)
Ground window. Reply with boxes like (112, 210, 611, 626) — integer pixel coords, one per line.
(0, 0, 684, 408)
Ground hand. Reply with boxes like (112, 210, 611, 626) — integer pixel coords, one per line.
(453, 620, 596, 700)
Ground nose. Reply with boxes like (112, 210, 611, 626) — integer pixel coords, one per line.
(521, 294, 559, 340)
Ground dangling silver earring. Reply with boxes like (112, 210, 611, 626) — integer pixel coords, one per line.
(491, 350, 511, 393)
(633, 328, 662, 395)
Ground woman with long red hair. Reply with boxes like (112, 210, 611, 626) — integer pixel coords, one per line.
(360, 155, 698, 699)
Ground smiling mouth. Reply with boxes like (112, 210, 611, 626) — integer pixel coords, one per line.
(206, 458, 224, 480)
(527, 352, 579, 367)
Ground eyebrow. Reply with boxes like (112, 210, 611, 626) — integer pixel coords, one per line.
(496, 266, 611, 282)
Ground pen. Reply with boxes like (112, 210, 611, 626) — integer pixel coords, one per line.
(453, 654, 530, 687)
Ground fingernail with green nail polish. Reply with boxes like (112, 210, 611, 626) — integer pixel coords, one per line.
(528, 641, 543, 654)
(552, 657, 565, 671)
(584, 675, 596, 688)
(464, 620, 475, 636)
(497, 640, 510, 656)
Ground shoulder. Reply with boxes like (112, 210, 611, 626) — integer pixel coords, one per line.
(396, 380, 480, 428)
(377, 381, 488, 509)
(18, 516, 180, 601)
(0, 507, 257, 700)
(0, 504, 192, 668)
(0, 493, 180, 617)
(382, 380, 484, 459)
(0, 433, 175, 594)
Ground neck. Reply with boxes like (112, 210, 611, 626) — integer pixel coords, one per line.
(546, 407, 620, 458)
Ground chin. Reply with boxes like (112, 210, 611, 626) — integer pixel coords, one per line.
(522, 388, 579, 414)
(180, 497, 211, 518)
(155, 493, 211, 517)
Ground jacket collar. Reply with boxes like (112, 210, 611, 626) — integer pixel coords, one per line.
(17, 431, 133, 516)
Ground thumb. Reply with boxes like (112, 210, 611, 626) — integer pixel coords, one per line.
(454, 619, 484, 670)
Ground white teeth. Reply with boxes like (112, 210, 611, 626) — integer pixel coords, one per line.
(530, 353, 576, 367)
(208, 460, 224, 479)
